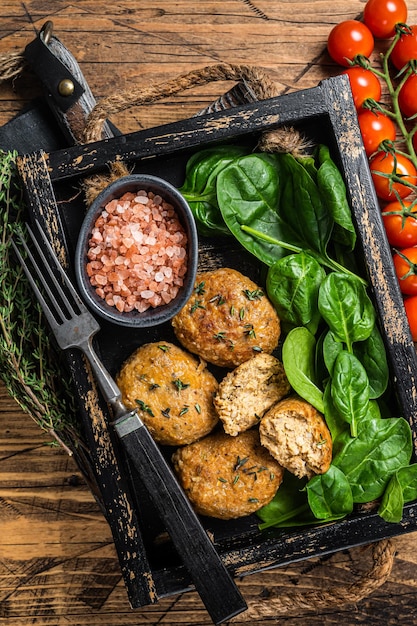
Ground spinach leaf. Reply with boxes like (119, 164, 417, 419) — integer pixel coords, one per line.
(217, 154, 293, 265)
(306, 465, 353, 520)
(378, 471, 404, 523)
(276, 152, 333, 258)
(213, 150, 366, 284)
(331, 351, 370, 437)
(314, 329, 329, 391)
(266, 252, 325, 334)
(324, 382, 381, 446)
(333, 417, 413, 503)
(257, 472, 311, 529)
(322, 325, 388, 403)
(353, 324, 389, 399)
(296, 153, 317, 180)
(378, 464, 417, 523)
(367, 399, 382, 420)
(318, 272, 376, 352)
(282, 327, 324, 413)
(322, 329, 344, 376)
(323, 381, 348, 443)
(316, 144, 357, 250)
(179, 145, 248, 236)
(400, 464, 417, 502)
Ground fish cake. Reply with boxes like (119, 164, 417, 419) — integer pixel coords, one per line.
(172, 429, 284, 520)
(172, 268, 281, 368)
(260, 395, 332, 479)
(214, 353, 291, 436)
(116, 341, 218, 446)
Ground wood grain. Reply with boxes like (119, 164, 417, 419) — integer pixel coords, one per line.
(2, 1, 417, 624)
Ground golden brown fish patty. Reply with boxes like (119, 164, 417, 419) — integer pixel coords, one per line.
(214, 353, 291, 436)
(172, 429, 284, 520)
(172, 268, 281, 368)
(259, 395, 332, 479)
(116, 342, 218, 446)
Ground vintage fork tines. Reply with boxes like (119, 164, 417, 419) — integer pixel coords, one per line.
(12, 221, 101, 348)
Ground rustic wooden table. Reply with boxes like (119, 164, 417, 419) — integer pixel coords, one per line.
(1, 1, 417, 624)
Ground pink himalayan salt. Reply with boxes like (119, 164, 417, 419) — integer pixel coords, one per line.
(86, 190, 188, 313)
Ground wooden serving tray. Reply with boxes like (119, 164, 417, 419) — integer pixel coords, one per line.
(17, 73, 417, 608)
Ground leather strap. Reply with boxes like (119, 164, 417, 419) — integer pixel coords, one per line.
(22, 21, 114, 145)
(24, 23, 84, 113)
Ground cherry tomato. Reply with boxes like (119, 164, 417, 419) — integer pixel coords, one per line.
(404, 295, 417, 340)
(398, 73, 417, 119)
(342, 67, 382, 110)
(369, 151, 417, 200)
(363, 0, 407, 39)
(391, 25, 417, 70)
(357, 110, 396, 155)
(382, 201, 417, 247)
(393, 247, 417, 295)
(327, 20, 374, 66)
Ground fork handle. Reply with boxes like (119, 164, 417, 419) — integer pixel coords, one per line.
(81, 337, 122, 404)
(113, 411, 247, 625)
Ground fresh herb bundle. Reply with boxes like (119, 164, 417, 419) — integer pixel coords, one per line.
(0, 150, 78, 452)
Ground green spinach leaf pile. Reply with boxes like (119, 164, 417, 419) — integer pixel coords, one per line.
(179, 141, 417, 527)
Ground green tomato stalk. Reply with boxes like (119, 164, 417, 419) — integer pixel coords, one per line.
(356, 25, 417, 173)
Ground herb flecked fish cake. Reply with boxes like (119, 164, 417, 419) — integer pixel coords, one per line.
(214, 353, 291, 436)
(260, 395, 332, 479)
(172, 268, 281, 368)
(172, 429, 284, 520)
(116, 341, 219, 446)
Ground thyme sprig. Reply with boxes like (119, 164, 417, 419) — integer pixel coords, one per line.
(0, 150, 78, 452)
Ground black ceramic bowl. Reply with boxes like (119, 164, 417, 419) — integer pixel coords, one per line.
(74, 174, 198, 328)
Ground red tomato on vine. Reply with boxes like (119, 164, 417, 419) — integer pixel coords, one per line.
(342, 67, 382, 110)
(391, 25, 417, 70)
(382, 201, 417, 247)
(369, 151, 417, 200)
(404, 295, 417, 340)
(363, 0, 408, 39)
(357, 110, 396, 155)
(327, 20, 374, 66)
(393, 247, 417, 295)
(398, 73, 417, 119)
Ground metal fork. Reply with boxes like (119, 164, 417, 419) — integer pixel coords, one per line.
(12, 221, 246, 626)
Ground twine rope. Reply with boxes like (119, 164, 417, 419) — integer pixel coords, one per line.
(0, 52, 398, 618)
(82, 63, 280, 144)
(231, 538, 396, 622)
(81, 62, 307, 204)
(0, 51, 26, 85)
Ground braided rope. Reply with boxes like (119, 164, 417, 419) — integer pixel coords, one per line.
(81, 62, 299, 204)
(0, 51, 26, 84)
(82, 63, 280, 144)
(231, 539, 396, 622)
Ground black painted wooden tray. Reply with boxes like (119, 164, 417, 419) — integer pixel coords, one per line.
(17, 73, 417, 608)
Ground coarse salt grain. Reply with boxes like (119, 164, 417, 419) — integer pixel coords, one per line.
(86, 190, 188, 313)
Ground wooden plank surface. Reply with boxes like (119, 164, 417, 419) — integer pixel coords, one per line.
(1, 1, 417, 624)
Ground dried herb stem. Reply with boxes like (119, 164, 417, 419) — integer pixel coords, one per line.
(0, 150, 78, 452)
